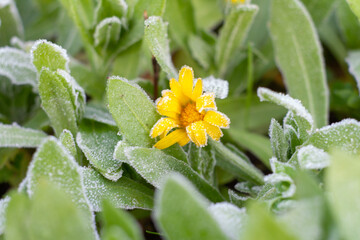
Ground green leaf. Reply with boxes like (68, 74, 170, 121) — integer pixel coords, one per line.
(228, 129, 272, 168)
(164, 0, 196, 49)
(59, 0, 94, 30)
(242, 203, 298, 240)
(347, 51, 360, 93)
(26, 137, 98, 238)
(326, 150, 360, 240)
(5, 182, 96, 240)
(347, 0, 360, 21)
(94, 17, 121, 49)
(154, 174, 228, 240)
(258, 87, 314, 131)
(191, 0, 222, 29)
(77, 120, 123, 181)
(0, 0, 23, 46)
(0, 47, 37, 88)
(38, 68, 78, 136)
(0, 123, 47, 148)
(188, 144, 215, 185)
(59, 129, 77, 159)
(297, 145, 330, 170)
(31, 39, 70, 73)
(114, 142, 224, 202)
(144, 16, 177, 79)
(208, 202, 247, 240)
(82, 167, 153, 211)
(94, 0, 127, 23)
(101, 200, 144, 240)
(300, 0, 336, 26)
(215, 5, 258, 77)
(112, 41, 142, 80)
(188, 34, 213, 70)
(0, 196, 10, 235)
(269, 0, 329, 128)
(336, 0, 360, 49)
(83, 102, 116, 126)
(269, 119, 288, 163)
(133, 0, 166, 17)
(304, 119, 360, 154)
(107, 77, 159, 147)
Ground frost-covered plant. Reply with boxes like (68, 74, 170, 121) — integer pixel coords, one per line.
(1, 0, 360, 239)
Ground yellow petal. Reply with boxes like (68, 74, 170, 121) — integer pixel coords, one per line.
(186, 121, 207, 147)
(178, 66, 194, 98)
(154, 129, 188, 149)
(196, 93, 217, 112)
(204, 122, 223, 141)
(157, 109, 179, 119)
(156, 90, 182, 114)
(150, 118, 179, 138)
(178, 134, 190, 146)
(204, 110, 230, 128)
(191, 78, 203, 101)
(170, 78, 189, 106)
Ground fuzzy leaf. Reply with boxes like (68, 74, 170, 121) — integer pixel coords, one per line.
(154, 174, 228, 240)
(0, 47, 37, 88)
(26, 137, 98, 238)
(301, 0, 337, 26)
(144, 16, 177, 79)
(107, 77, 159, 147)
(326, 150, 360, 240)
(0, 196, 10, 235)
(114, 143, 224, 202)
(269, 119, 288, 163)
(201, 76, 229, 99)
(31, 39, 70, 73)
(269, 0, 329, 128)
(59, 129, 78, 160)
(0, 0, 23, 46)
(95, 0, 127, 23)
(216, 5, 258, 77)
(297, 145, 330, 170)
(83, 103, 116, 126)
(82, 167, 153, 212)
(94, 17, 121, 48)
(188, 144, 215, 185)
(38, 68, 78, 136)
(188, 34, 213, 70)
(0, 123, 47, 148)
(347, 51, 360, 93)
(77, 120, 123, 181)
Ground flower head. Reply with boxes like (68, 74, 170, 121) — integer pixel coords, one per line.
(230, 0, 247, 4)
(150, 66, 230, 149)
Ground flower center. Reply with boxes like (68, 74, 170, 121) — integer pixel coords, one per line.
(179, 103, 204, 127)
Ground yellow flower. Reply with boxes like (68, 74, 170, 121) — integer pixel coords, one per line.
(150, 66, 230, 149)
(230, 0, 246, 4)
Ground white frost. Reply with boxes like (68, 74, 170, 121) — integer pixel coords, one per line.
(264, 173, 296, 198)
(201, 76, 229, 99)
(0, 196, 10, 235)
(298, 145, 330, 169)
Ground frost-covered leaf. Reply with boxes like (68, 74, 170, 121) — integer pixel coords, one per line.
(269, 119, 288, 163)
(107, 77, 159, 147)
(95, 0, 127, 23)
(269, 0, 329, 128)
(77, 120, 123, 181)
(305, 119, 360, 155)
(201, 76, 229, 99)
(31, 39, 70, 73)
(133, 0, 166, 17)
(326, 150, 360, 240)
(211, 139, 264, 185)
(269, 157, 295, 175)
(114, 143, 224, 202)
(216, 4, 258, 77)
(242, 203, 298, 240)
(0, 123, 47, 148)
(38, 68, 78, 136)
(100, 200, 144, 240)
(5, 182, 97, 240)
(154, 174, 228, 240)
(346, 51, 360, 93)
(208, 203, 247, 240)
(0, 196, 10, 235)
(94, 17, 121, 48)
(59, 129, 78, 160)
(0, 47, 37, 88)
(82, 167, 153, 212)
(301, 0, 336, 26)
(347, 0, 360, 21)
(0, 0, 23, 46)
(84, 103, 116, 126)
(26, 137, 98, 239)
(144, 16, 177, 79)
(188, 144, 215, 185)
(258, 87, 314, 130)
(297, 145, 330, 170)
(188, 34, 213, 70)
(264, 173, 296, 198)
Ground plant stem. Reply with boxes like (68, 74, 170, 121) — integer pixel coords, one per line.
(152, 57, 160, 100)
